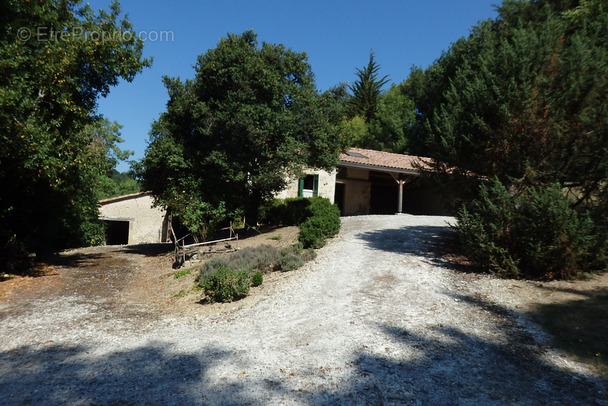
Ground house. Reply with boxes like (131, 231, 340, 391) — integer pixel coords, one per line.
(278, 148, 450, 216)
(98, 192, 170, 245)
(98, 148, 447, 246)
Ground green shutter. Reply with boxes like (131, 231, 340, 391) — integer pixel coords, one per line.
(298, 178, 304, 197)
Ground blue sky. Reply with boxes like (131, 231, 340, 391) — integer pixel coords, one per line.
(88, 0, 499, 171)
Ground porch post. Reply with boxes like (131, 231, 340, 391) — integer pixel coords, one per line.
(397, 179, 404, 213)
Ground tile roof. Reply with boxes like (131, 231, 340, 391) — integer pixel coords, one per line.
(338, 148, 432, 174)
(98, 191, 152, 205)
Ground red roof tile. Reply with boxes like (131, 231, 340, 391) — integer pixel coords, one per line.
(338, 148, 432, 173)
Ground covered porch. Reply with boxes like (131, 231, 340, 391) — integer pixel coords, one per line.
(333, 148, 449, 216)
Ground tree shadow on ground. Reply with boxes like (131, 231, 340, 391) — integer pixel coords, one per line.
(124, 243, 174, 257)
(308, 292, 608, 405)
(2, 296, 607, 405)
(0, 342, 288, 406)
(356, 225, 474, 271)
(531, 292, 608, 376)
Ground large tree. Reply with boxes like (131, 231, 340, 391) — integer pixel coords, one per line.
(408, 0, 608, 277)
(139, 31, 344, 239)
(0, 0, 150, 258)
(347, 52, 389, 123)
(346, 83, 416, 153)
(410, 0, 608, 202)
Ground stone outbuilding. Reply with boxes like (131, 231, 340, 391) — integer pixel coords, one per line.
(98, 192, 169, 245)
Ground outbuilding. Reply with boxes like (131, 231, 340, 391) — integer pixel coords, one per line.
(98, 192, 170, 245)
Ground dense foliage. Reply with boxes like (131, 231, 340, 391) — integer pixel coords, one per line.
(260, 197, 341, 248)
(344, 54, 417, 154)
(198, 265, 251, 303)
(457, 178, 605, 279)
(139, 31, 345, 240)
(0, 0, 150, 258)
(409, 0, 608, 278)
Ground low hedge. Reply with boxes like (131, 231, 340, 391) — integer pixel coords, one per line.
(260, 197, 341, 248)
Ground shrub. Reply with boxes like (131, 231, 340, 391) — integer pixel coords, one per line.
(227, 244, 279, 272)
(196, 256, 230, 284)
(199, 265, 250, 303)
(456, 178, 607, 279)
(277, 253, 305, 271)
(251, 271, 264, 287)
(298, 198, 341, 248)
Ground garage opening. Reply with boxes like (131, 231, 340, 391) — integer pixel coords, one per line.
(104, 220, 130, 245)
(369, 171, 398, 214)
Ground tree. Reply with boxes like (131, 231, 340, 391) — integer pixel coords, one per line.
(408, 0, 608, 277)
(366, 84, 416, 153)
(139, 31, 343, 239)
(348, 52, 389, 123)
(412, 0, 608, 200)
(0, 0, 150, 258)
(344, 54, 416, 154)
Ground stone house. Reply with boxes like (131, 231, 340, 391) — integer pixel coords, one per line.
(277, 147, 450, 216)
(98, 148, 447, 245)
(98, 192, 169, 245)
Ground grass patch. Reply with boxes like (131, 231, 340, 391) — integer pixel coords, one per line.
(174, 268, 193, 279)
(173, 289, 188, 298)
(267, 234, 282, 241)
(533, 294, 608, 375)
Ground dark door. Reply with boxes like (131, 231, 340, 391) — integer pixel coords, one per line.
(334, 183, 345, 215)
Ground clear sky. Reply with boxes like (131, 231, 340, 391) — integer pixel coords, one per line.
(87, 0, 499, 172)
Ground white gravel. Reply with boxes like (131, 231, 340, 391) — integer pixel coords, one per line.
(1, 215, 606, 405)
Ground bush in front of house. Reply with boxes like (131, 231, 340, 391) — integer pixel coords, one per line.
(260, 197, 311, 226)
(261, 197, 341, 249)
(456, 178, 607, 279)
(227, 244, 279, 272)
(298, 197, 341, 248)
(199, 264, 251, 303)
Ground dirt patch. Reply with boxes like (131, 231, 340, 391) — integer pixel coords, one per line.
(0, 226, 301, 321)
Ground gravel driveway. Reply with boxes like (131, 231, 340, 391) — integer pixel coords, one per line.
(1, 215, 606, 405)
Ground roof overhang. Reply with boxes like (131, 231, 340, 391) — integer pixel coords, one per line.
(337, 160, 420, 176)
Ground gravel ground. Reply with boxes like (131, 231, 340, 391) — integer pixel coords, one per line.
(1, 215, 606, 405)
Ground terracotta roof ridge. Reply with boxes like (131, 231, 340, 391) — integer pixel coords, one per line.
(98, 191, 152, 205)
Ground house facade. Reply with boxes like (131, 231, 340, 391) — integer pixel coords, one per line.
(98, 148, 448, 246)
(98, 192, 170, 245)
(280, 148, 450, 216)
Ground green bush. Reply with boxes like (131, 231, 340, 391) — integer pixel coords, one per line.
(199, 265, 251, 303)
(196, 256, 230, 283)
(260, 197, 341, 249)
(277, 253, 305, 271)
(298, 198, 341, 248)
(227, 244, 279, 272)
(251, 271, 264, 287)
(456, 178, 607, 279)
(260, 197, 312, 226)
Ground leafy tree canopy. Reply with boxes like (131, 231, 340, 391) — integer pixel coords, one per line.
(407, 0, 608, 277)
(0, 0, 150, 257)
(139, 31, 345, 240)
(410, 0, 608, 204)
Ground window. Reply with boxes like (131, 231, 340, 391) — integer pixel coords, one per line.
(298, 174, 318, 197)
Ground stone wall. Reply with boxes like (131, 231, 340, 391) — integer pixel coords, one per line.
(99, 193, 169, 245)
(275, 169, 336, 202)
